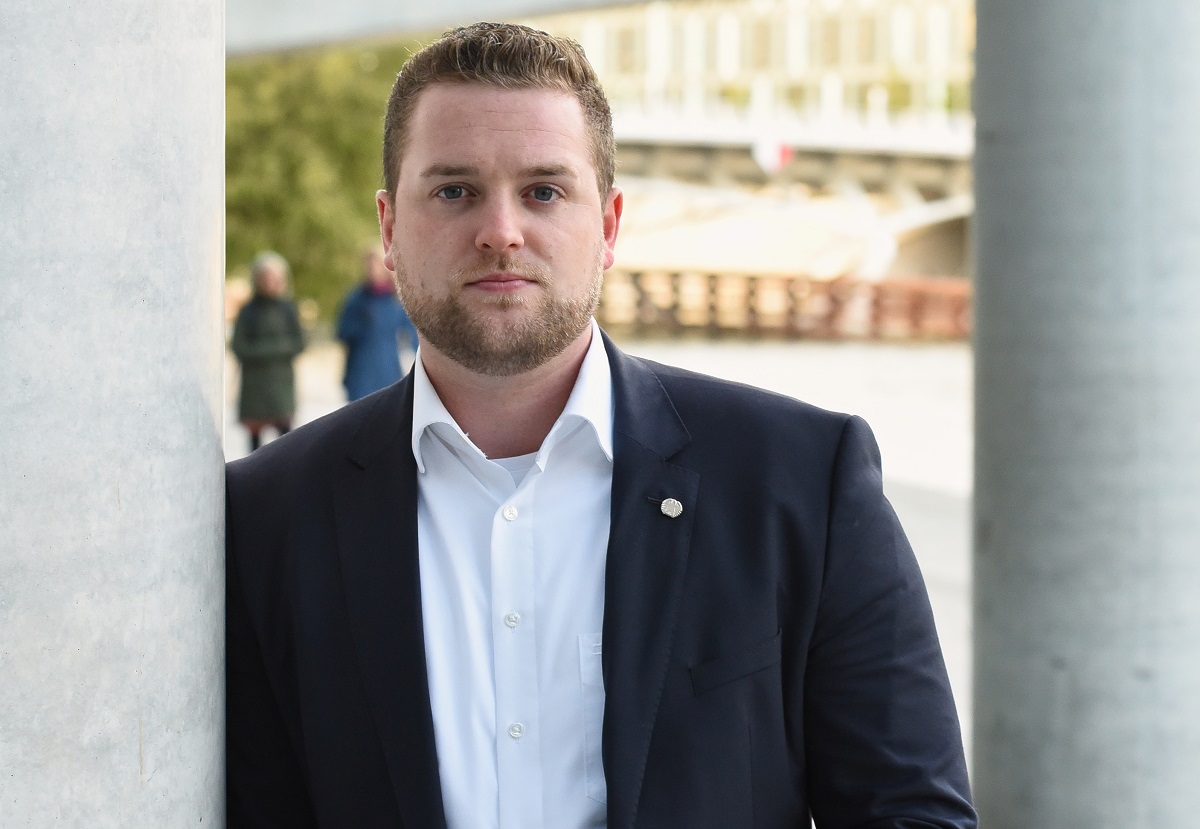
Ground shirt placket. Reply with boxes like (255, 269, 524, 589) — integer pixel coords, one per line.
(491, 471, 543, 829)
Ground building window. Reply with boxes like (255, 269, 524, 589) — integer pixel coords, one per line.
(615, 26, 640, 74)
(857, 15, 878, 65)
(820, 17, 841, 67)
(748, 17, 774, 71)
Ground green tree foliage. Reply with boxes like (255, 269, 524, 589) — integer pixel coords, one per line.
(226, 37, 427, 322)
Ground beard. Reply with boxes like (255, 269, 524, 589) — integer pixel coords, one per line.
(394, 248, 603, 377)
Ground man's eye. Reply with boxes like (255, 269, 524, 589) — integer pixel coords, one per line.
(530, 186, 558, 202)
(437, 185, 467, 200)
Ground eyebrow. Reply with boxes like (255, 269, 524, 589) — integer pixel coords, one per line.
(418, 163, 579, 180)
(524, 164, 577, 180)
(420, 164, 477, 178)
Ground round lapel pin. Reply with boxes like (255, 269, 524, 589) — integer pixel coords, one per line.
(660, 498, 683, 519)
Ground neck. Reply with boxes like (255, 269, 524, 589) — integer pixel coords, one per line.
(420, 327, 594, 459)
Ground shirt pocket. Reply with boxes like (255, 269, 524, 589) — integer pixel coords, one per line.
(578, 633, 607, 804)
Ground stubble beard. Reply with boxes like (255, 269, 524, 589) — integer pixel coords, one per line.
(394, 248, 604, 377)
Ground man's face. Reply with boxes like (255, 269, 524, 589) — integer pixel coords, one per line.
(255, 264, 286, 298)
(377, 83, 622, 377)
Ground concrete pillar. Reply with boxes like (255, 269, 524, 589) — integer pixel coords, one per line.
(973, 1, 1200, 826)
(0, 1, 225, 825)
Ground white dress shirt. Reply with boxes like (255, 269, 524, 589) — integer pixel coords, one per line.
(411, 320, 612, 829)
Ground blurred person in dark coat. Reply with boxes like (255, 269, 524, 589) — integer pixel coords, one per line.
(336, 247, 419, 401)
(230, 251, 305, 451)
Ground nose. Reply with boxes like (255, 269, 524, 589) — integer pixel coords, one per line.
(475, 196, 524, 253)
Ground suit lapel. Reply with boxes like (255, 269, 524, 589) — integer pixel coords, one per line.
(333, 378, 448, 829)
(601, 337, 699, 829)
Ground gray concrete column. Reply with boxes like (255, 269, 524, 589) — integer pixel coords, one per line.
(0, 1, 225, 825)
(974, 2, 1200, 826)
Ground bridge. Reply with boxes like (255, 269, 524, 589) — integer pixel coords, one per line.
(616, 111, 972, 195)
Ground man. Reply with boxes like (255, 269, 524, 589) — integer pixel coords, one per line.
(226, 22, 976, 828)
(336, 247, 419, 401)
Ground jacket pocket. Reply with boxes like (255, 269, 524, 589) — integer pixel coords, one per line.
(689, 629, 782, 696)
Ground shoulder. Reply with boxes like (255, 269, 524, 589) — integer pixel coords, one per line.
(338, 286, 367, 311)
(605, 347, 872, 501)
(234, 299, 258, 322)
(226, 384, 403, 502)
(627, 353, 854, 451)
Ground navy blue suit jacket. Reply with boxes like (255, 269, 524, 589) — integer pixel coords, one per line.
(226, 334, 976, 828)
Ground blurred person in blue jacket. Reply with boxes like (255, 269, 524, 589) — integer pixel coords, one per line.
(336, 247, 419, 401)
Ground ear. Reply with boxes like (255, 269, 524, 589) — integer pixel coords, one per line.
(601, 186, 623, 270)
(376, 189, 397, 271)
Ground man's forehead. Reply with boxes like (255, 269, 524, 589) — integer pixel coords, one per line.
(410, 82, 583, 129)
(403, 85, 592, 176)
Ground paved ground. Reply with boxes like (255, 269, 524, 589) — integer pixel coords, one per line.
(225, 335, 975, 752)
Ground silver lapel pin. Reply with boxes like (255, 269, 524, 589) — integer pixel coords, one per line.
(660, 498, 684, 519)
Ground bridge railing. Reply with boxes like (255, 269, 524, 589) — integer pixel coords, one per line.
(597, 271, 971, 340)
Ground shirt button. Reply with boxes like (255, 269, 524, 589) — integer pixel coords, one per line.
(502, 505, 518, 521)
(504, 612, 521, 629)
(508, 722, 525, 739)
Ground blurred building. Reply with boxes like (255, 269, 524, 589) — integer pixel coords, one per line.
(499, 0, 976, 317)
(519, 0, 974, 128)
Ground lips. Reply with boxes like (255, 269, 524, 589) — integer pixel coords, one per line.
(472, 272, 528, 284)
(466, 271, 537, 291)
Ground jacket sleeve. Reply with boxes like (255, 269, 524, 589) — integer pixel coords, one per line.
(803, 416, 976, 828)
(226, 479, 318, 828)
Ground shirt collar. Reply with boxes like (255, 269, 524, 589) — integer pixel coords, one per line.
(410, 318, 614, 473)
